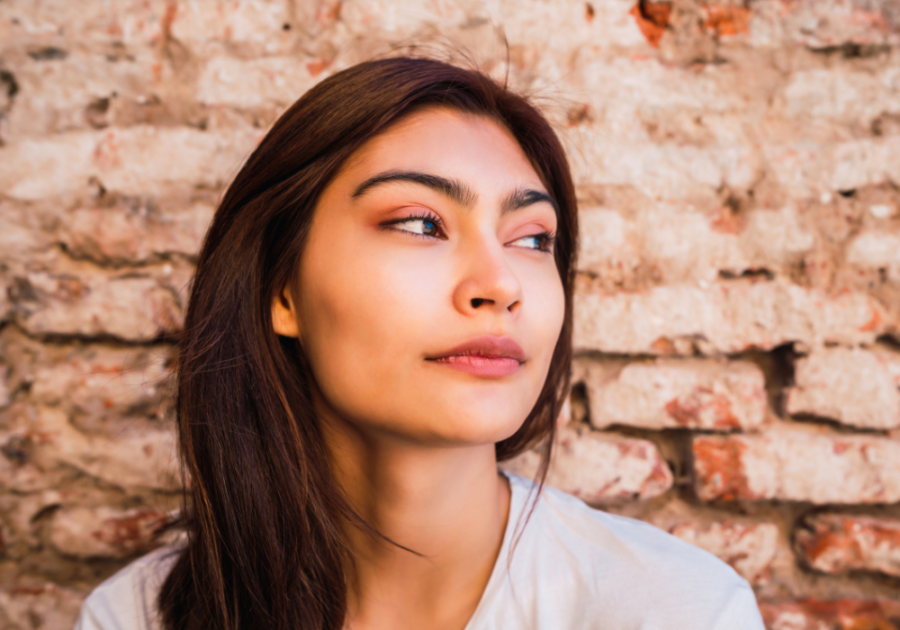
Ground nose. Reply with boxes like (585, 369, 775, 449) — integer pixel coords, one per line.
(453, 236, 523, 316)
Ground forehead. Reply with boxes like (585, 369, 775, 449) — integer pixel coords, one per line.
(336, 106, 546, 191)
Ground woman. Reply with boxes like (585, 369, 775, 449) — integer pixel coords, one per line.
(73, 57, 764, 630)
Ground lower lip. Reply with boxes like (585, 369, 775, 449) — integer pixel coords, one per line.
(430, 355, 523, 377)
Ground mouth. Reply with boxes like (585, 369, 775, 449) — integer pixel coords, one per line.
(426, 336, 525, 377)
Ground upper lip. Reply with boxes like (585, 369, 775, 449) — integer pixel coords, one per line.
(428, 336, 526, 363)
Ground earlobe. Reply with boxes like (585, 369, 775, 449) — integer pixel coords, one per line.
(271, 286, 301, 338)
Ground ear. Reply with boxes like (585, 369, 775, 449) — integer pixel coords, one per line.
(271, 284, 301, 338)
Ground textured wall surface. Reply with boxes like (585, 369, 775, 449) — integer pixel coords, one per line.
(1, 0, 900, 628)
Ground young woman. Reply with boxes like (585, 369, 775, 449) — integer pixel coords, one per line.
(73, 57, 764, 630)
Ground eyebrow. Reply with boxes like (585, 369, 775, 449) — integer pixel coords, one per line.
(501, 187, 559, 216)
(351, 170, 558, 215)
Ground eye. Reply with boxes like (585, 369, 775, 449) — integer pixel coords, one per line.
(383, 212, 445, 239)
(509, 231, 556, 253)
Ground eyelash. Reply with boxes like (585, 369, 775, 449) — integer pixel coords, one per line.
(381, 212, 557, 253)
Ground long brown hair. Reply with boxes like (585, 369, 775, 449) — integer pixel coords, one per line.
(159, 57, 578, 630)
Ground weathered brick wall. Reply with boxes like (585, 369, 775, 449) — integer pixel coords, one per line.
(1, 1, 899, 628)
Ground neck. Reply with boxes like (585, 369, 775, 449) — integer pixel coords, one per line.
(317, 401, 511, 630)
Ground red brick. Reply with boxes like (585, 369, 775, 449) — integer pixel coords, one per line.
(693, 428, 900, 504)
(670, 520, 778, 584)
(704, 6, 751, 37)
(587, 359, 767, 431)
(759, 599, 900, 630)
(629, 1, 671, 47)
(50, 505, 172, 559)
(11, 269, 182, 341)
(786, 348, 900, 430)
(795, 513, 900, 579)
(575, 280, 886, 355)
(0, 583, 84, 630)
(502, 425, 673, 504)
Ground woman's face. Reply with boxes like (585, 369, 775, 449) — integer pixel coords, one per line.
(274, 106, 565, 446)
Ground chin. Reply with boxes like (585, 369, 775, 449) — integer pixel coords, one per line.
(421, 401, 530, 446)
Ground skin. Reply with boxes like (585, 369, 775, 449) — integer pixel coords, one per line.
(272, 107, 565, 630)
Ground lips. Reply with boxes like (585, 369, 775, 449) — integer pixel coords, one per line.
(427, 336, 525, 377)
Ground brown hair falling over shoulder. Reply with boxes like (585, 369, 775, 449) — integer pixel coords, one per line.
(159, 57, 578, 630)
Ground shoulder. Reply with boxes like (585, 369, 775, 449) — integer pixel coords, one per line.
(74, 546, 181, 630)
(505, 474, 765, 629)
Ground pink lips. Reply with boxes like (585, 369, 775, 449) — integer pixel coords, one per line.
(427, 336, 525, 377)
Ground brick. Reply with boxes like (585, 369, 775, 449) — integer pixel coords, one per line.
(501, 425, 673, 503)
(846, 231, 900, 282)
(587, 359, 767, 431)
(0, 491, 63, 551)
(60, 200, 214, 264)
(50, 505, 172, 559)
(759, 599, 900, 630)
(0, 583, 84, 630)
(0, 125, 259, 201)
(768, 136, 900, 199)
(30, 345, 172, 419)
(0, 0, 292, 52)
(0, 432, 60, 494)
(577, 207, 643, 289)
(10, 269, 182, 341)
(795, 513, 900, 578)
(703, 6, 751, 38)
(169, 0, 293, 53)
(693, 428, 900, 504)
(779, 68, 900, 128)
(779, 0, 900, 49)
(0, 199, 55, 266)
(497, 0, 646, 51)
(578, 204, 815, 285)
(786, 347, 900, 430)
(4, 50, 162, 140)
(0, 0, 163, 47)
(574, 279, 886, 355)
(669, 520, 778, 584)
(576, 56, 753, 118)
(0, 365, 9, 409)
(1, 406, 179, 491)
(566, 128, 759, 199)
(196, 55, 323, 108)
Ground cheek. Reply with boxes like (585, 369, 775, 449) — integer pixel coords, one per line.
(519, 260, 566, 362)
(296, 227, 448, 419)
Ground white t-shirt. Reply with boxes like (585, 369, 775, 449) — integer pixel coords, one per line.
(74, 473, 765, 630)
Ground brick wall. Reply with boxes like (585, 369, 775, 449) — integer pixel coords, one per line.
(1, 1, 899, 628)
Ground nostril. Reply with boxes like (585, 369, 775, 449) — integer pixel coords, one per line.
(471, 298, 484, 308)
